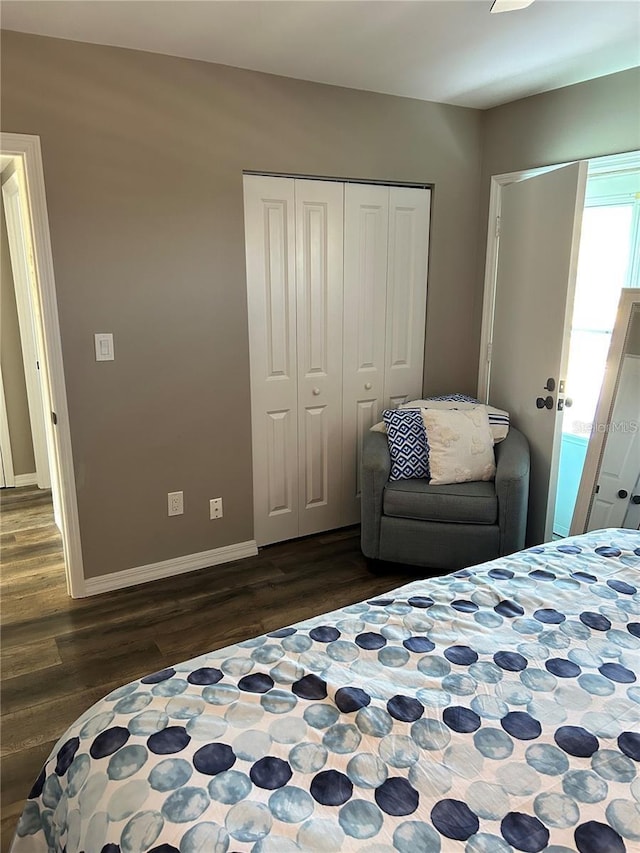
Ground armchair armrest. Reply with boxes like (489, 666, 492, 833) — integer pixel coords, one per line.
(361, 430, 391, 559)
(495, 427, 530, 556)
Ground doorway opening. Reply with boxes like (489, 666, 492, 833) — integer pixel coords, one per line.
(1, 157, 52, 492)
(553, 160, 640, 536)
(479, 149, 639, 546)
(0, 132, 84, 597)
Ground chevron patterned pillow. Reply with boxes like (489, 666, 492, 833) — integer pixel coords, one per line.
(383, 408, 430, 481)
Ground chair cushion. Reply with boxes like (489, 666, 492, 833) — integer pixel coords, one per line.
(383, 478, 498, 525)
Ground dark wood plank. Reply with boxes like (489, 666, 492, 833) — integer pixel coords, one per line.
(1, 678, 129, 755)
(0, 637, 61, 680)
(0, 486, 415, 850)
(2, 642, 168, 717)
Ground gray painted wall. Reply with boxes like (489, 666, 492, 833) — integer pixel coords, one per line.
(482, 68, 640, 177)
(0, 31, 484, 578)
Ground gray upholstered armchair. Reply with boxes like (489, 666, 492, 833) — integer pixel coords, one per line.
(361, 427, 530, 570)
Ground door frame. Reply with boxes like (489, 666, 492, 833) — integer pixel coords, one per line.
(478, 150, 640, 400)
(0, 363, 15, 487)
(0, 132, 85, 597)
(2, 170, 51, 489)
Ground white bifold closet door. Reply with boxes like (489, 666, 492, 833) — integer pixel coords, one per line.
(244, 175, 345, 545)
(342, 184, 431, 523)
(244, 176, 298, 546)
(295, 179, 345, 537)
(244, 175, 430, 545)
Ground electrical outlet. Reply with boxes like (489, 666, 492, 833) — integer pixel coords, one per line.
(210, 497, 223, 519)
(168, 491, 183, 516)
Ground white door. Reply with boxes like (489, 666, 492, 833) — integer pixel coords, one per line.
(488, 163, 588, 545)
(623, 472, 640, 529)
(243, 175, 299, 545)
(295, 179, 345, 536)
(588, 355, 640, 530)
(342, 183, 389, 524)
(384, 186, 431, 408)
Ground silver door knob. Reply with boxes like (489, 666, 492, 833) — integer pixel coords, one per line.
(312, 387, 320, 396)
(364, 382, 372, 390)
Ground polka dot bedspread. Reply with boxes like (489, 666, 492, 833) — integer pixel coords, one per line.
(11, 529, 640, 853)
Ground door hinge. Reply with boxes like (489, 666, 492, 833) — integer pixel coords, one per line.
(487, 341, 493, 362)
(495, 216, 501, 238)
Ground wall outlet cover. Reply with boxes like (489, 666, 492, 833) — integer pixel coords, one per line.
(168, 491, 184, 516)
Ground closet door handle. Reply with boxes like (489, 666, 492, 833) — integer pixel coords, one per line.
(364, 382, 372, 390)
(312, 387, 321, 396)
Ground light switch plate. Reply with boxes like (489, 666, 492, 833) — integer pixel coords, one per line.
(95, 333, 114, 361)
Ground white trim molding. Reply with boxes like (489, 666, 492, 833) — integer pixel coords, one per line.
(14, 472, 38, 487)
(0, 132, 85, 597)
(84, 540, 259, 596)
(0, 364, 15, 487)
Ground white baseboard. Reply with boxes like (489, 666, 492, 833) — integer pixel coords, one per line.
(14, 472, 38, 487)
(84, 540, 258, 596)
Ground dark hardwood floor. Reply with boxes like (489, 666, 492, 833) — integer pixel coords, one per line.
(0, 486, 417, 851)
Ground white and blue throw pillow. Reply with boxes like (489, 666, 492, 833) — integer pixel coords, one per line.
(383, 408, 430, 481)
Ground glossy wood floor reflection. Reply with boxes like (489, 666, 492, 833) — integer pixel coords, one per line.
(0, 486, 417, 851)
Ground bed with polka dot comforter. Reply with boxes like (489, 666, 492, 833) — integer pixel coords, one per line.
(11, 528, 640, 853)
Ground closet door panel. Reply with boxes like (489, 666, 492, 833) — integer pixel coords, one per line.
(384, 187, 431, 408)
(303, 405, 329, 507)
(244, 175, 298, 545)
(295, 179, 345, 535)
(342, 184, 389, 523)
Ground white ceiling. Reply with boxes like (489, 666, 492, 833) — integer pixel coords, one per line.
(2, 0, 638, 109)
